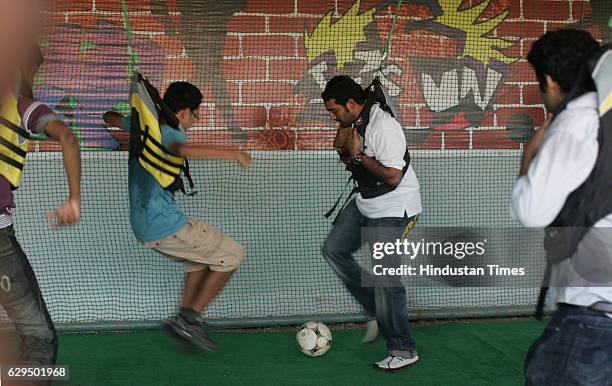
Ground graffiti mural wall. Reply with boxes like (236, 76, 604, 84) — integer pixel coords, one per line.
(40, 0, 609, 152)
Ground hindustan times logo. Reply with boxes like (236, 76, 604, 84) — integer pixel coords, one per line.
(372, 264, 526, 277)
(372, 239, 487, 260)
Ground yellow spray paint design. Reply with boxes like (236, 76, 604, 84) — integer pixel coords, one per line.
(305, 0, 375, 69)
(434, 0, 517, 65)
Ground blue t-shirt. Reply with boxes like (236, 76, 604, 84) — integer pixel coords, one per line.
(122, 116, 188, 242)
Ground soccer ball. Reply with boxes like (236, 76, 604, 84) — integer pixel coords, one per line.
(296, 321, 332, 357)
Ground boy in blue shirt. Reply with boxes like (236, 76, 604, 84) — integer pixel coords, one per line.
(103, 82, 250, 351)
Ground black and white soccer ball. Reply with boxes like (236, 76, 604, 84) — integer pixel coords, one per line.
(296, 321, 332, 357)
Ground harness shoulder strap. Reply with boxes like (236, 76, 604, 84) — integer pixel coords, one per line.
(130, 71, 197, 195)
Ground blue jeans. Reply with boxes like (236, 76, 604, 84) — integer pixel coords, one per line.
(0, 226, 57, 365)
(525, 303, 612, 386)
(322, 199, 417, 354)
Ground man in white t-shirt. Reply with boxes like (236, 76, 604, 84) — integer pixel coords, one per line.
(321, 75, 422, 371)
(512, 29, 612, 385)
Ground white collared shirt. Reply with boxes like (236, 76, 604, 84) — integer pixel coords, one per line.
(355, 104, 422, 219)
(511, 92, 612, 310)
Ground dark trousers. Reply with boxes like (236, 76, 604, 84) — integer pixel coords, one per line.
(525, 303, 612, 386)
(322, 199, 417, 354)
(0, 226, 57, 365)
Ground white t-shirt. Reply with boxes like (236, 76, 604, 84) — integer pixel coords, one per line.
(512, 92, 612, 313)
(355, 104, 422, 219)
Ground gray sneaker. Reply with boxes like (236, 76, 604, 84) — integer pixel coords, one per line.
(163, 318, 194, 353)
(164, 316, 218, 352)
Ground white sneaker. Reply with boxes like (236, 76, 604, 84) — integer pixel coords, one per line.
(362, 320, 379, 343)
(374, 352, 419, 371)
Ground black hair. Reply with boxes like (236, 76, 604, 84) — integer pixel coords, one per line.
(527, 28, 601, 94)
(162, 81, 203, 113)
(321, 75, 366, 106)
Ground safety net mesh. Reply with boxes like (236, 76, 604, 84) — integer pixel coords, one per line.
(2, 0, 611, 327)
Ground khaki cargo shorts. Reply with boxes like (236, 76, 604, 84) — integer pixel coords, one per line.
(144, 219, 245, 272)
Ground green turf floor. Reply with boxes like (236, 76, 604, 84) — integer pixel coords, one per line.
(47, 319, 545, 385)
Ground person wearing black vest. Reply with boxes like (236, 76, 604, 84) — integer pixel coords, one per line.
(512, 29, 612, 385)
(321, 75, 422, 371)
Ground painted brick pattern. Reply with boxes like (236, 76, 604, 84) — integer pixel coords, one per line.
(43, 0, 605, 151)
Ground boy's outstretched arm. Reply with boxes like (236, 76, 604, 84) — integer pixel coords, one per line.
(43, 120, 81, 226)
(103, 111, 127, 130)
(170, 143, 251, 170)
